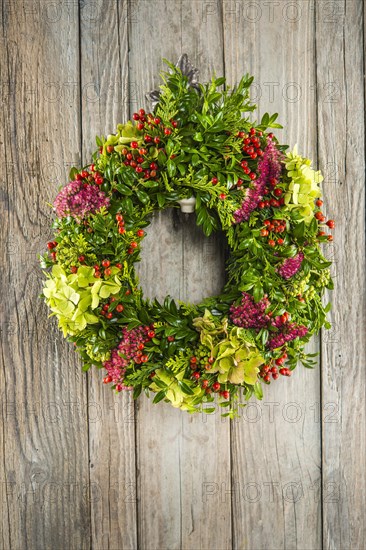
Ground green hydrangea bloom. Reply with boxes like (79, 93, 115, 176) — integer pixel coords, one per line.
(284, 145, 323, 223)
(150, 368, 205, 412)
(43, 265, 121, 336)
(207, 327, 264, 385)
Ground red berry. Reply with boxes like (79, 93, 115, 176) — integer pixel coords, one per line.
(116, 304, 124, 313)
(130, 141, 138, 149)
(279, 368, 287, 376)
(164, 128, 172, 135)
(249, 172, 256, 180)
(326, 220, 335, 229)
(167, 336, 175, 342)
(268, 239, 275, 247)
(212, 382, 221, 392)
(103, 375, 112, 384)
(274, 188, 282, 197)
(118, 227, 126, 234)
(272, 373, 279, 380)
(95, 176, 103, 185)
(148, 330, 155, 338)
(153, 137, 160, 144)
(190, 356, 197, 363)
(102, 259, 110, 267)
(154, 117, 160, 125)
(275, 357, 285, 366)
(327, 235, 333, 241)
(208, 357, 214, 364)
(106, 312, 113, 319)
(268, 133, 274, 139)
(104, 268, 112, 277)
(115, 263, 122, 269)
(270, 366, 278, 374)
(211, 177, 218, 185)
(106, 145, 114, 154)
(131, 241, 138, 249)
(315, 211, 323, 220)
(47, 241, 55, 250)
(116, 214, 123, 222)
(202, 380, 209, 389)
(237, 178, 243, 186)
(258, 201, 265, 209)
(219, 193, 226, 200)
(222, 391, 230, 399)
(116, 384, 123, 392)
(277, 238, 284, 245)
(263, 374, 271, 382)
(250, 127, 256, 135)
(260, 229, 269, 237)
(78, 255, 85, 262)
(70, 266, 77, 273)
(192, 372, 200, 380)
(316, 199, 323, 207)
(137, 229, 144, 237)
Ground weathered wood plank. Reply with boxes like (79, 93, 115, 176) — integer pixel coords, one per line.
(79, 1, 138, 548)
(316, 1, 366, 548)
(0, 1, 90, 549)
(223, 2, 322, 548)
(130, 1, 231, 549)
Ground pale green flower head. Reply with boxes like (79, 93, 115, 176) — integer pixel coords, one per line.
(207, 327, 264, 385)
(284, 145, 323, 223)
(150, 369, 205, 412)
(43, 265, 122, 337)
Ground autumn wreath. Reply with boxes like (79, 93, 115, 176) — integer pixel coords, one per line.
(41, 56, 334, 417)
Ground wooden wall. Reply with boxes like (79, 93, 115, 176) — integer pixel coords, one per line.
(0, 1, 365, 549)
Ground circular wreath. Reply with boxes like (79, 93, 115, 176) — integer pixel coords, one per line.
(41, 56, 334, 417)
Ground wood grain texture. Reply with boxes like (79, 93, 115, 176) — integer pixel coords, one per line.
(0, 1, 90, 549)
(316, 1, 366, 549)
(80, 1, 138, 549)
(223, 2, 322, 549)
(0, 0, 365, 549)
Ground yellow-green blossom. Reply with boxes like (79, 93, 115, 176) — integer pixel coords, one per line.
(284, 145, 323, 223)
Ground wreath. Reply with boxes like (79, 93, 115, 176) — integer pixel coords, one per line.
(41, 55, 334, 417)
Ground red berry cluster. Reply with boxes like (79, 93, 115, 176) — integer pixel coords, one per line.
(76, 166, 104, 186)
(47, 240, 58, 261)
(237, 127, 266, 180)
(315, 200, 335, 241)
(259, 352, 291, 383)
(189, 356, 230, 399)
(260, 218, 287, 246)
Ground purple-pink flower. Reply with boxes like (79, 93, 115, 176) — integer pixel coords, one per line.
(267, 322, 308, 350)
(103, 326, 151, 387)
(277, 252, 304, 280)
(230, 292, 271, 330)
(234, 140, 283, 223)
(53, 180, 110, 220)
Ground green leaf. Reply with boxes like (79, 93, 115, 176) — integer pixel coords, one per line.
(178, 381, 194, 395)
(69, 167, 79, 180)
(116, 183, 132, 196)
(167, 159, 176, 177)
(293, 221, 305, 238)
(157, 193, 166, 208)
(136, 189, 149, 205)
(153, 390, 167, 404)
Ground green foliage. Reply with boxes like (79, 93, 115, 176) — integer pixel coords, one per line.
(41, 58, 334, 417)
